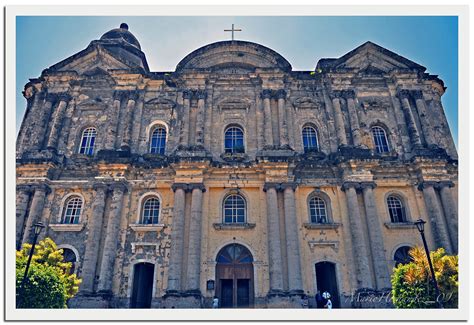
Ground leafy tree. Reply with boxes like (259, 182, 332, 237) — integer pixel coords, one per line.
(16, 237, 82, 308)
(391, 246, 458, 308)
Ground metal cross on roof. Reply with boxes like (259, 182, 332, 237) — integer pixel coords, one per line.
(224, 24, 242, 41)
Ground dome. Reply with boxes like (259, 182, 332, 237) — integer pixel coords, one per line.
(100, 23, 141, 50)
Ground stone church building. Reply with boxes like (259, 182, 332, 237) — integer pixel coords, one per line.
(16, 23, 458, 308)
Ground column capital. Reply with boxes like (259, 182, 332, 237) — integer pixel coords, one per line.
(16, 184, 32, 193)
(113, 90, 130, 101)
(359, 182, 377, 190)
(45, 93, 59, 103)
(331, 90, 344, 99)
(92, 182, 109, 192)
(263, 182, 280, 192)
(281, 182, 298, 191)
(275, 89, 287, 99)
(127, 91, 139, 102)
(341, 181, 360, 192)
(189, 183, 206, 192)
(57, 92, 72, 102)
(195, 89, 207, 100)
(397, 89, 411, 99)
(340, 89, 356, 99)
(172, 183, 189, 192)
(31, 183, 51, 195)
(261, 89, 273, 99)
(411, 90, 424, 100)
(109, 181, 128, 193)
(436, 180, 455, 189)
(182, 89, 193, 100)
(417, 181, 438, 191)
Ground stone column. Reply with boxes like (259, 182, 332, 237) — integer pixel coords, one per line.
(203, 87, 214, 150)
(412, 90, 435, 146)
(341, 182, 372, 289)
(97, 182, 127, 293)
(80, 183, 108, 293)
(121, 92, 138, 151)
(185, 184, 205, 293)
(22, 184, 50, 245)
(261, 90, 273, 147)
(331, 93, 347, 146)
(33, 93, 55, 150)
(437, 181, 458, 253)
(343, 90, 362, 147)
(18, 87, 40, 152)
(16, 185, 31, 249)
(361, 182, 391, 289)
(276, 89, 289, 148)
(282, 184, 303, 294)
(398, 90, 422, 149)
(181, 90, 192, 147)
(46, 93, 71, 150)
(418, 182, 453, 254)
(263, 184, 284, 293)
(167, 183, 187, 292)
(195, 90, 206, 146)
(104, 91, 125, 150)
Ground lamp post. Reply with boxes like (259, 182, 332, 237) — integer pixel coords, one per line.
(17, 221, 45, 308)
(414, 218, 443, 308)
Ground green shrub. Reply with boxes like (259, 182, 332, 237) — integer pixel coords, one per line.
(391, 247, 458, 308)
(16, 238, 82, 308)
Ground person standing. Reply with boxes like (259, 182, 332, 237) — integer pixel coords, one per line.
(315, 290, 325, 308)
(323, 291, 332, 309)
(212, 296, 219, 309)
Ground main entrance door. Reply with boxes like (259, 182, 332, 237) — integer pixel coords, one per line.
(216, 243, 254, 308)
(130, 262, 154, 308)
(315, 261, 340, 308)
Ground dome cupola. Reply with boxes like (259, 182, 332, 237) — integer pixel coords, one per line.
(100, 23, 141, 50)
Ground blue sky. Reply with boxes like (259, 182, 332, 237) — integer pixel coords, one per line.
(16, 16, 458, 146)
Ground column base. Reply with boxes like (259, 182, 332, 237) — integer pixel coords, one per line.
(161, 290, 202, 308)
(67, 292, 111, 308)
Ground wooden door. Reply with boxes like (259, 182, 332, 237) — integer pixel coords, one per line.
(216, 244, 254, 308)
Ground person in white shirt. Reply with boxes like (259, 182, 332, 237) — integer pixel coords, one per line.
(322, 291, 332, 309)
(212, 296, 219, 308)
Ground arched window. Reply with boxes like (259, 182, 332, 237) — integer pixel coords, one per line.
(61, 248, 77, 274)
(371, 126, 390, 153)
(141, 197, 160, 224)
(309, 196, 328, 223)
(223, 194, 246, 223)
(394, 246, 414, 266)
(302, 125, 319, 152)
(61, 196, 83, 224)
(387, 195, 407, 223)
(150, 126, 167, 155)
(79, 127, 97, 155)
(224, 126, 244, 153)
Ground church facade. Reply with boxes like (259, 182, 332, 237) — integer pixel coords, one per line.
(16, 23, 458, 308)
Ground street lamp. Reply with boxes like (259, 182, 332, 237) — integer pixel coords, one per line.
(414, 218, 443, 308)
(17, 221, 45, 308)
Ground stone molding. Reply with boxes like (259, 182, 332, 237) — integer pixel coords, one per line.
(131, 242, 161, 254)
(49, 223, 84, 232)
(303, 222, 341, 230)
(212, 222, 256, 230)
(129, 224, 166, 232)
(383, 222, 415, 229)
(307, 240, 339, 252)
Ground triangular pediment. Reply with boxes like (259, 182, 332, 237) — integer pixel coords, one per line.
(46, 43, 148, 74)
(317, 41, 426, 73)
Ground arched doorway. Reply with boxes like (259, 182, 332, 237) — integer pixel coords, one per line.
(315, 261, 340, 308)
(216, 243, 254, 308)
(61, 248, 77, 275)
(130, 262, 154, 308)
